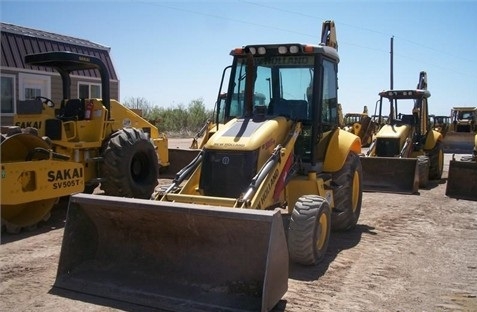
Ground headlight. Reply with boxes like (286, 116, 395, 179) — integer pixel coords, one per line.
(289, 45, 299, 53)
(278, 46, 288, 54)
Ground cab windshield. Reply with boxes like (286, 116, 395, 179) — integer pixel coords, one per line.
(230, 55, 314, 120)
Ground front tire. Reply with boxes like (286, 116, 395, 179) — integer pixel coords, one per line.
(287, 195, 331, 265)
(101, 128, 159, 199)
(331, 152, 363, 231)
(427, 142, 444, 180)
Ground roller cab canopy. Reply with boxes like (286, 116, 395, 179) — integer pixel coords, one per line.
(25, 51, 111, 117)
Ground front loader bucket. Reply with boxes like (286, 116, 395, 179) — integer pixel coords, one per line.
(446, 159, 477, 201)
(360, 156, 419, 194)
(442, 132, 475, 153)
(53, 193, 289, 312)
(163, 148, 201, 178)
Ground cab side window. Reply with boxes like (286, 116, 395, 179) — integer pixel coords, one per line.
(321, 60, 338, 127)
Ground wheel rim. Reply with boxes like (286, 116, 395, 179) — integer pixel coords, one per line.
(351, 170, 360, 213)
(315, 212, 329, 251)
(131, 152, 149, 181)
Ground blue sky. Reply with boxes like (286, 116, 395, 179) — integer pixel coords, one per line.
(1, 0, 476, 116)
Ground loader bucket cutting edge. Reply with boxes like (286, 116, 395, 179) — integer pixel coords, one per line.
(360, 157, 419, 194)
(446, 160, 477, 201)
(53, 193, 289, 312)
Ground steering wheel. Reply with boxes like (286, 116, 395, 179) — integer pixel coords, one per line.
(35, 96, 55, 107)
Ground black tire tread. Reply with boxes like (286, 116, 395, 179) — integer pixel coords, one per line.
(288, 195, 331, 265)
(427, 142, 444, 180)
(417, 155, 429, 188)
(101, 128, 159, 198)
(331, 152, 363, 231)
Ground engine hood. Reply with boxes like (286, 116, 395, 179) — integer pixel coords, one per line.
(204, 116, 292, 152)
(376, 124, 411, 139)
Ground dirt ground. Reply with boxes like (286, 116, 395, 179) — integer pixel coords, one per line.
(1, 144, 476, 312)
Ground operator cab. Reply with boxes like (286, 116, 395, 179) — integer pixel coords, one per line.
(217, 43, 340, 164)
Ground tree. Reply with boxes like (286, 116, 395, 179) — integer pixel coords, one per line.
(187, 98, 211, 130)
(123, 96, 153, 116)
(122, 97, 214, 136)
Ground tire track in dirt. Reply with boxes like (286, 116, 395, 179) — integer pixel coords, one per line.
(281, 182, 477, 312)
(1, 150, 476, 312)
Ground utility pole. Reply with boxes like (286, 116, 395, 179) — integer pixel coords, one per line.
(390, 36, 394, 90)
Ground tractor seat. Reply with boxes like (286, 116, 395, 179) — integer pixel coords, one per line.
(395, 114, 415, 126)
(58, 99, 85, 121)
(272, 99, 308, 120)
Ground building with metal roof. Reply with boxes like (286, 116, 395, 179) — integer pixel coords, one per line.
(1, 22, 119, 125)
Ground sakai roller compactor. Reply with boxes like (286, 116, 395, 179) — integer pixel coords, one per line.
(55, 21, 363, 311)
(1, 51, 167, 232)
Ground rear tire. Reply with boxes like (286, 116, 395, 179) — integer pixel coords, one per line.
(331, 152, 363, 231)
(101, 128, 159, 199)
(287, 195, 331, 265)
(417, 155, 429, 188)
(427, 142, 444, 180)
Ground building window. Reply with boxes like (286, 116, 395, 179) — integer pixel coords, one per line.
(79, 82, 101, 99)
(1, 75, 15, 114)
(19, 73, 51, 100)
(25, 87, 42, 100)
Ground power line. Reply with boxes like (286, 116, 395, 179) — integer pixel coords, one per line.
(240, 0, 475, 64)
(393, 35, 474, 63)
(140, 1, 320, 40)
(240, 0, 390, 36)
(139, 0, 475, 77)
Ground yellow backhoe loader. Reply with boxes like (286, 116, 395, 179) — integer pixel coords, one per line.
(1, 51, 167, 232)
(429, 114, 451, 137)
(342, 107, 377, 147)
(442, 106, 476, 153)
(361, 71, 443, 194)
(53, 21, 363, 312)
(446, 133, 477, 201)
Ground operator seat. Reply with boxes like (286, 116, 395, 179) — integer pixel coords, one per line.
(58, 99, 85, 121)
(272, 98, 308, 120)
(395, 114, 415, 126)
